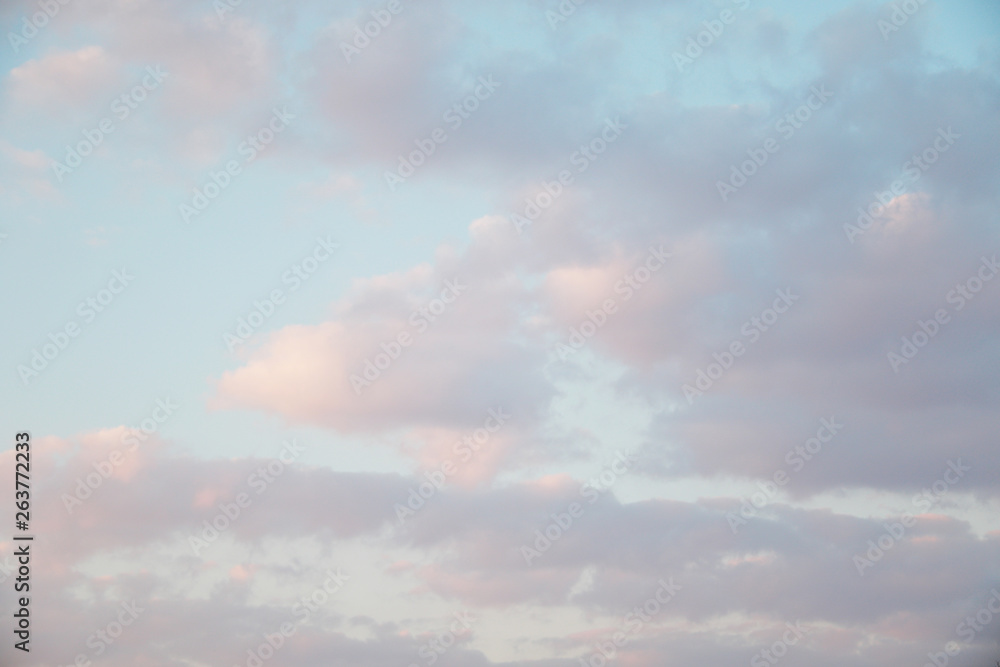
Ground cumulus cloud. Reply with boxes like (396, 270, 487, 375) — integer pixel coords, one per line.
(3, 0, 999, 665)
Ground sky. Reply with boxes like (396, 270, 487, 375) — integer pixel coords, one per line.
(0, 0, 999, 665)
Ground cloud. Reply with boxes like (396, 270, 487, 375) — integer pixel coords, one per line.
(5, 46, 119, 113)
(213, 228, 556, 437)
